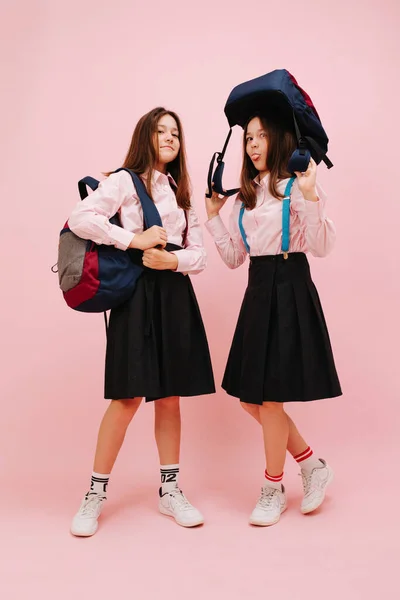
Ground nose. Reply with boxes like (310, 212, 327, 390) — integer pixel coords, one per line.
(251, 139, 258, 148)
(164, 131, 174, 143)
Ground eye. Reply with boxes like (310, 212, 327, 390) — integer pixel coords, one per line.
(172, 133, 179, 138)
(246, 136, 252, 142)
(260, 132, 266, 138)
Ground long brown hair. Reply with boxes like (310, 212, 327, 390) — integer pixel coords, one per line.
(239, 113, 297, 210)
(107, 107, 191, 209)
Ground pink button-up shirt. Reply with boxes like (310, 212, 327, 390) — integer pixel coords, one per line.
(205, 175, 336, 269)
(68, 169, 206, 275)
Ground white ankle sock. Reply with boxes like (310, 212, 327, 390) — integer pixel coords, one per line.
(264, 470, 283, 491)
(90, 471, 110, 497)
(160, 464, 179, 494)
(295, 447, 324, 472)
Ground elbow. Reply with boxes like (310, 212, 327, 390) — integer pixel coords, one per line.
(68, 208, 94, 240)
(225, 256, 246, 269)
(191, 261, 207, 276)
(67, 209, 83, 235)
(215, 247, 247, 269)
(311, 248, 329, 258)
(310, 238, 336, 258)
(308, 225, 336, 258)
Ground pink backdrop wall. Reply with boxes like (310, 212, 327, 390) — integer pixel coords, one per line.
(1, 0, 399, 597)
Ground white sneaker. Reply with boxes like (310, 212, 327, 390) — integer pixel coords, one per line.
(70, 492, 106, 537)
(159, 487, 204, 527)
(249, 484, 287, 526)
(301, 459, 334, 514)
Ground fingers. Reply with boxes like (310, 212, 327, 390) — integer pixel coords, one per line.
(205, 184, 228, 202)
(143, 248, 163, 258)
(295, 161, 313, 178)
(147, 226, 167, 248)
(142, 247, 166, 269)
(212, 191, 228, 202)
(154, 225, 167, 239)
(142, 257, 155, 268)
(142, 248, 156, 268)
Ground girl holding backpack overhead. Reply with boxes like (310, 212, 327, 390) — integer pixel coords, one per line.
(205, 107, 342, 526)
(68, 107, 215, 536)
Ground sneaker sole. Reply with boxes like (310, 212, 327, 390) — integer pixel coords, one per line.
(70, 523, 99, 537)
(301, 467, 334, 514)
(159, 506, 204, 527)
(249, 503, 287, 527)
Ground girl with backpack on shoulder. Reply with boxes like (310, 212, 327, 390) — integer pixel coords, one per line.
(68, 107, 215, 536)
(205, 113, 342, 526)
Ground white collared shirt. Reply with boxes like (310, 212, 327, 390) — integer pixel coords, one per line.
(205, 174, 336, 268)
(68, 169, 206, 274)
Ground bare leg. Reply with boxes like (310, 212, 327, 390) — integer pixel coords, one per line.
(93, 397, 142, 473)
(259, 402, 289, 476)
(240, 401, 309, 459)
(154, 396, 181, 465)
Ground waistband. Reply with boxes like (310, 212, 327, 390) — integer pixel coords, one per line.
(250, 252, 306, 264)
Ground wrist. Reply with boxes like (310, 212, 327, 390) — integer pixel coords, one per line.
(129, 234, 142, 249)
(169, 253, 179, 271)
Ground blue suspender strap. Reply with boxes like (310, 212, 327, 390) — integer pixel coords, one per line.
(281, 177, 296, 259)
(238, 176, 296, 257)
(238, 204, 250, 253)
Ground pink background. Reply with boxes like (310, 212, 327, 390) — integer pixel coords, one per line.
(2, 0, 399, 598)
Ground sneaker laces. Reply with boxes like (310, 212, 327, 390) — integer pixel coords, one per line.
(80, 493, 105, 517)
(168, 488, 194, 511)
(257, 487, 279, 508)
(300, 470, 321, 496)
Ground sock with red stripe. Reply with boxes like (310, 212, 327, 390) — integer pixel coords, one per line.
(264, 469, 284, 491)
(294, 447, 324, 472)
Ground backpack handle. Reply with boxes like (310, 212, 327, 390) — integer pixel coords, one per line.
(78, 176, 100, 199)
(206, 129, 240, 199)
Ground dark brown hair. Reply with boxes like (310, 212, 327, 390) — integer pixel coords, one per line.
(107, 107, 191, 209)
(239, 113, 297, 210)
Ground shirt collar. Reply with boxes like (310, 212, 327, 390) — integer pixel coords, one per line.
(253, 172, 269, 188)
(151, 170, 178, 188)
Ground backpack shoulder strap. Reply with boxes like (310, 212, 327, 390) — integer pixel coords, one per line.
(113, 168, 163, 230)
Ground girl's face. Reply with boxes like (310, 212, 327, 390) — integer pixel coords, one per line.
(245, 117, 268, 173)
(155, 114, 180, 170)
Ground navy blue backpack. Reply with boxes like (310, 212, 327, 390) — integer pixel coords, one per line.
(54, 169, 163, 315)
(206, 69, 333, 198)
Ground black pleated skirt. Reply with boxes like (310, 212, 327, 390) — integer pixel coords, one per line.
(104, 247, 215, 401)
(222, 252, 342, 405)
